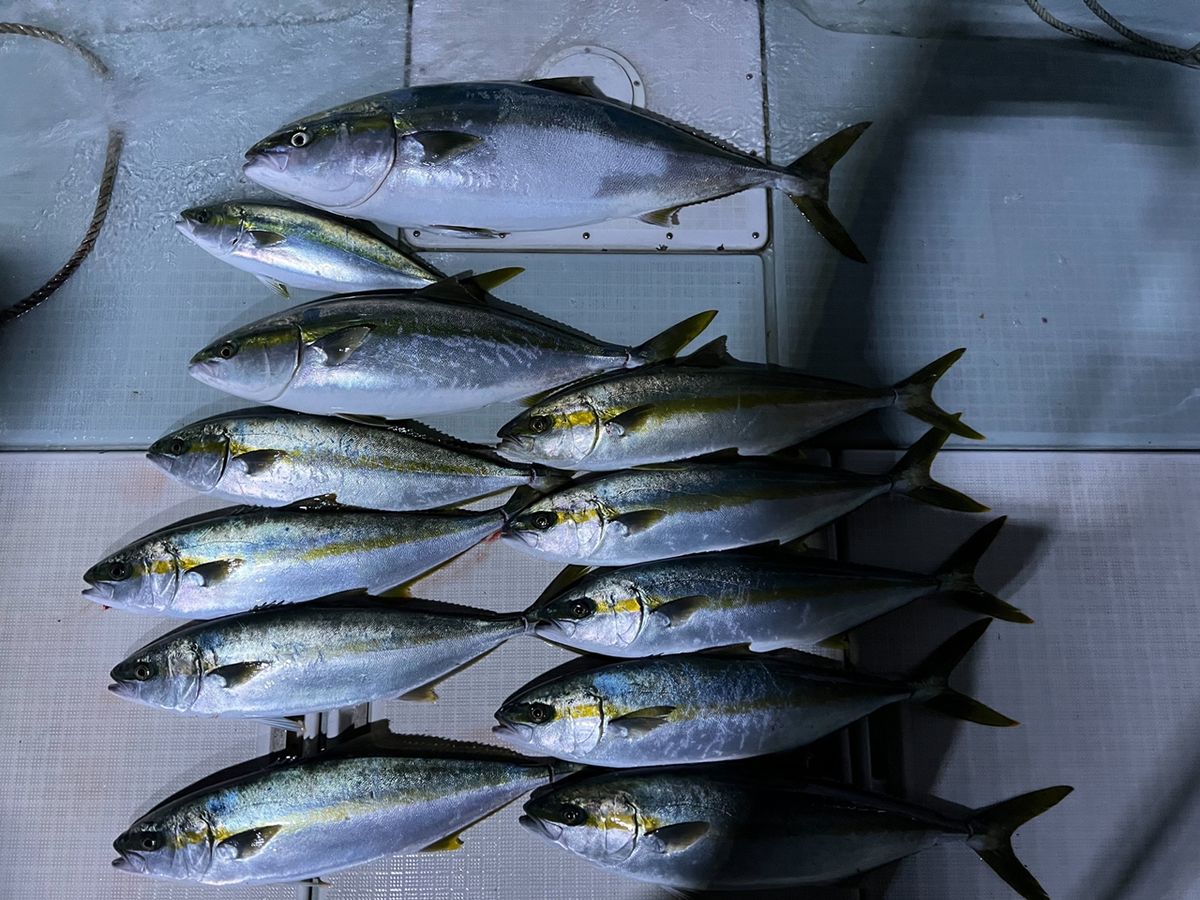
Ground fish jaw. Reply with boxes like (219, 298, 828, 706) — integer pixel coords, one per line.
(82, 581, 115, 604)
(112, 851, 146, 874)
(492, 720, 535, 746)
(519, 814, 563, 842)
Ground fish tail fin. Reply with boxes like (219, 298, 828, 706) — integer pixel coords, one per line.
(888, 426, 989, 513)
(934, 517, 1032, 624)
(967, 786, 1073, 900)
(634, 310, 718, 364)
(528, 465, 573, 494)
(782, 122, 871, 263)
(910, 619, 1018, 727)
(893, 348, 984, 440)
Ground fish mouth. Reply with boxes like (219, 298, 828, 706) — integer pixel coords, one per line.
(82, 582, 115, 603)
(534, 620, 574, 638)
(107, 682, 135, 699)
(174, 216, 196, 238)
(519, 815, 563, 842)
(496, 434, 534, 462)
(492, 721, 535, 744)
(111, 851, 145, 874)
(144, 449, 171, 473)
(243, 146, 288, 174)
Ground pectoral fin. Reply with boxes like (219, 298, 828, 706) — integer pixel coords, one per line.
(231, 449, 287, 476)
(216, 825, 283, 860)
(209, 661, 271, 689)
(399, 685, 439, 702)
(638, 207, 682, 227)
(615, 509, 667, 536)
(255, 274, 290, 297)
(650, 596, 706, 627)
(609, 706, 675, 737)
(605, 405, 656, 437)
(412, 131, 482, 164)
(312, 325, 374, 366)
(643, 822, 710, 854)
(247, 229, 286, 248)
(183, 559, 243, 587)
(419, 832, 465, 852)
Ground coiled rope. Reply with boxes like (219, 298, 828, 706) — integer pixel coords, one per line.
(1023, 0, 1200, 67)
(0, 23, 123, 327)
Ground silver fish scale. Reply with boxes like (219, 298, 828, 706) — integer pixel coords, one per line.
(142, 754, 551, 884)
(193, 411, 538, 509)
(278, 294, 630, 417)
(349, 83, 776, 231)
(161, 507, 503, 617)
(172, 604, 525, 717)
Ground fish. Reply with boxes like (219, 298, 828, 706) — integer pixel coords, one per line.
(82, 492, 527, 618)
(108, 596, 527, 721)
(494, 620, 1014, 766)
(497, 340, 983, 470)
(187, 272, 716, 417)
(111, 726, 576, 885)
(175, 201, 442, 296)
(242, 79, 870, 261)
(521, 767, 1071, 898)
(501, 426, 987, 566)
(147, 407, 568, 511)
(524, 517, 1031, 657)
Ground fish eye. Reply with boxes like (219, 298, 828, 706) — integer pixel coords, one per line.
(218, 342, 238, 360)
(168, 439, 187, 456)
(290, 130, 309, 148)
(532, 512, 555, 531)
(528, 702, 555, 724)
(133, 663, 155, 681)
(108, 561, 130, 581)
(567, 598, 594, 620)
(140, 833, 162, 851)
(560, 805, 586, 826)
(190, 209, 209, 223)
(530, 415, 552, 434)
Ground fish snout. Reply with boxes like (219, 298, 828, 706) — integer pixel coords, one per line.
(492, 720, 534, 744)
(244, 145, 288, 174)
(83, 582, 115, 604)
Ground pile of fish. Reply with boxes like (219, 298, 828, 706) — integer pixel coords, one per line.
(89, 78, 1069, 895)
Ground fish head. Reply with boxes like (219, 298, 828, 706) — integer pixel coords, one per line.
(502, 491, 606, 560)
(243, 110, 396, 212)
(147, 421, 230, 493)
(497, 397, 601, 467)
(83, 542, 178, 613)
(533, 578, 646, 652)
(522, 780, 641, 864)
(493, 679, 604, 759)
(113, 805, 212, 881)
(109, 639, 202, 713)
(175, 203, 246, 259)
(189, 318, 301, 403)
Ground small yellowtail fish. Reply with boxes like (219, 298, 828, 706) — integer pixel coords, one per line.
(525, 517, 1030, 657)
(188, 273, 716, 418)
(502, 426, 987, 566)
(108, 597, 528, 723)
(498, 340, 982, 470)
(243, 79, 870, 260)
(82, 491, 530, 618)
(522, 768, 1071, 898)
(494, 620, 1015, 767)
(112, 725, 577, 885)
(148, 407, 567, 510)
(176, 201, 442, 296)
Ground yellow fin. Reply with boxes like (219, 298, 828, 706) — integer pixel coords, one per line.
(420, 832, 464, 852)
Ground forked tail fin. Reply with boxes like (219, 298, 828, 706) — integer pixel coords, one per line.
(784, 122, 871, 263)
(893, 348, 984, 440)
(888, 426, 990, 512)
(967, 786, 1073, 899)
(910, 619, 1018, 727)
(935, 517, 1033, 624)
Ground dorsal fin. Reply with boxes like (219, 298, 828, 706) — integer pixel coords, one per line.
(679, 336, 738, 368)
(526, 76, 611, 101)
(335, 414, 484, 454)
